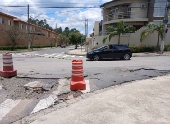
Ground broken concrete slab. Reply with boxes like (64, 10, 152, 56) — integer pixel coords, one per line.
(24, 81, 54, 92)
(57, 79, 70, 95)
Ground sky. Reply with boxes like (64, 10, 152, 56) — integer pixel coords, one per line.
(0, 0, 112, 36)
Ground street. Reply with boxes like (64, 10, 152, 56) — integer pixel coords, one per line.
(0, 47, 170, 123)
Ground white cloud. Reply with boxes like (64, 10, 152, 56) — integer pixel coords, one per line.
(0, 0, 106, 36)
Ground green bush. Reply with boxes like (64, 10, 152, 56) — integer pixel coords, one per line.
(0, 45, 53, 51)
(164, 45, 170, 51)
(130, 46, 156, 53)
(130, 45, 170, 53)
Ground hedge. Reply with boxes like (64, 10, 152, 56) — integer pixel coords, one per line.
(130, 45, 170, 53)
(0, 45, 53, 51)
(129, 46, 156, 53)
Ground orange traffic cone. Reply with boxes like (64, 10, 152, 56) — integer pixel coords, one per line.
(70, 60, 86, 91)
(0, 53, 17, 78)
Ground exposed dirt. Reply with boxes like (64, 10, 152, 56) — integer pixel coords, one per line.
(54, 91, 82, 105)
(0, 77, 59, 100)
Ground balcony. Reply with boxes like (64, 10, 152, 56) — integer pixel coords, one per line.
(103, 11, 148, 24)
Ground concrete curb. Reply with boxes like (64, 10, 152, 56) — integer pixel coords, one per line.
(66, 51, 170, 57)
(15, 74, 170, 124)
(0, 47, 56, 54)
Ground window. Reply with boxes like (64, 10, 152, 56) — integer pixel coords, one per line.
(153, 0, 167, 17)
(0, 18, 4, 24)
(21, 24, 24, 29)
(8, 20, 12, 25)
(114, 45, 128, 49)
(153, 20, 162, 25)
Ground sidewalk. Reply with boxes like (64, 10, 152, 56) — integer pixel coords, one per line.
(67, 48, 170, 57)
(21, 75, 170, 124)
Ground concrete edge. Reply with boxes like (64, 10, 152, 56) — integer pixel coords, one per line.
(14, 74, 170, 124)
(66, 51, 170, 57)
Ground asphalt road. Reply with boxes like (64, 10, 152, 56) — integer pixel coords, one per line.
(8, 53, 170, 91)
(22, 46, 73, 55)
(0, 48, 170, 123)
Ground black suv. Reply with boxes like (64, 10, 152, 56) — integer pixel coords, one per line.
(86, 44, 132, 61)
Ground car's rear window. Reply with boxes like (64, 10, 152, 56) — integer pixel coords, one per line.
(115, 45, 129, 49)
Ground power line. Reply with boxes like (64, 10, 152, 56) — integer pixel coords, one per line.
(39, 6, 99, 8)
(0, 8, 26, 16)
(0, 5, 100, 8)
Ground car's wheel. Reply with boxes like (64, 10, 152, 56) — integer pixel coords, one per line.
(93, 55, 100, 61)
(123, 53, 130, 60)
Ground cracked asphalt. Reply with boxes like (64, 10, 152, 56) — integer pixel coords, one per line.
(0, 48, 170, 123)
(0, 52, 170, 100)
(85, 67, 170, 91)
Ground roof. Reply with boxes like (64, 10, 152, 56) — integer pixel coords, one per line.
(100, 0, 119, 8)
(0, 11, 57, 35)
(0, 12, 17, 19)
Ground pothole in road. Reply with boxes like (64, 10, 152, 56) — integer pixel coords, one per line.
(54, 91, 82, 105)
(1, 77, 59, 100)
(24, 81, 55, 94)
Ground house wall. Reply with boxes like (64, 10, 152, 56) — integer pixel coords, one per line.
(90, 26, 170, 50)
(0, 12, 57, 47)
(102, 0, 148, 34)
(103, 0, 148, 17)
(0, 14, 15, 46)
(94, 21, 100, 36)
(130, 0, 148, 18)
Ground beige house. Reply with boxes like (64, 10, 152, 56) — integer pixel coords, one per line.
(0, 12, 58, 47)
(89, 0, 170, 50)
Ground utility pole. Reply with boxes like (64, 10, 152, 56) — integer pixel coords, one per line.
(85, 18, 88, 52)
(161, 1, 169, 54)
(27, 4, 31, 50)
(85, 18, 88, 37)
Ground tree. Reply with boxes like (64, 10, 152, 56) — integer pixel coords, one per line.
(28, 17, 53, 30)
(54, 27, 62, 34)
(57, 34, 69, 45)
(4, 26, 25, 50)
(25, 32, 39, 50)
(70, 28, 79, 33)
(140, 23, 164, 52)
(63, 27, 69, 36)
(103, 20, 135, 44)
(68, 31, 82, 49)
(81, 35, 86, 46)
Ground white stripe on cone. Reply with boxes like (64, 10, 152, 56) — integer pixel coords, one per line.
(72, 64, 83, 66)
(3, 60, 13, 63)
(72, 74, 83, 76)
(3, 56, 12, 59)
(0, 99, 21, 121)
(3, 64, 13, 66)
(72, 69, 83, 71)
